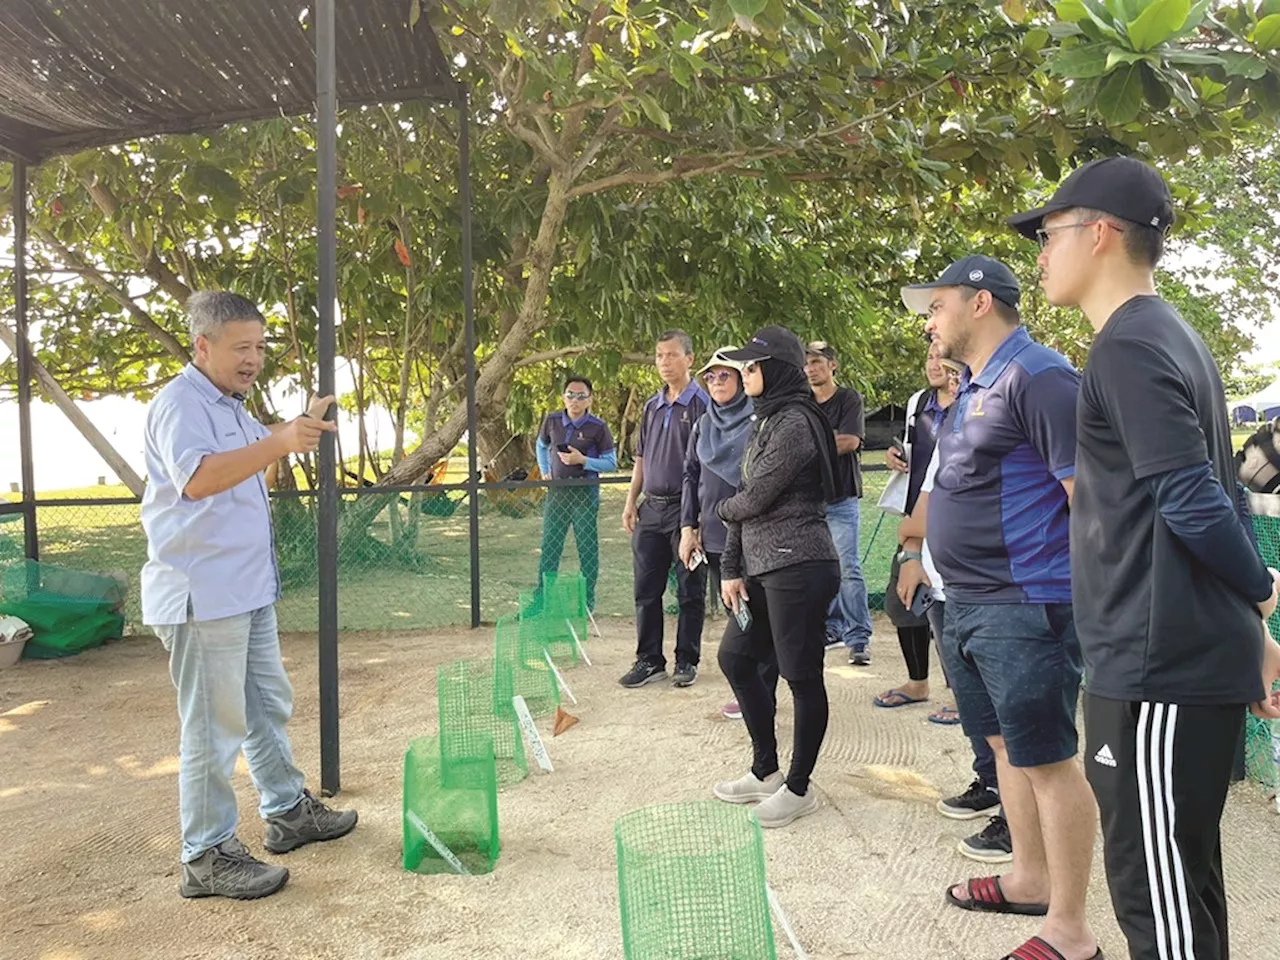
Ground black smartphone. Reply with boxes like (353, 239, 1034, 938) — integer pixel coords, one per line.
(556, 443, 572, 453)
(890, 437, 906, 457)
(909, 583, 934, 617)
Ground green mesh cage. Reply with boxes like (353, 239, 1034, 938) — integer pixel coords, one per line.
(437, 658, 528, 787)
(615, 802, 775, 960)
(1248, 511, 1280, 792)
(543, 571, 589, 641)
(518, 589, 579, 667)
(494, 613, 560, 718)
(402, 735, 500, 876)
(0, 559, 125, 658)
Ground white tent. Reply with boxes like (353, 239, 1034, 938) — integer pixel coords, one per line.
(1230, 377, 1280, 424)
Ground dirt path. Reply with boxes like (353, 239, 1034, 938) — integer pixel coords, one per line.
(1, 619, 1276, 960)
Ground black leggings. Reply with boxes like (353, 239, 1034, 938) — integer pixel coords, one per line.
(717, 560, 840, 796)
(897, 624, 931, 682)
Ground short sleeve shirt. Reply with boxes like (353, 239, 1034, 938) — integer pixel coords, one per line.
(817, 386, 865, 500)
(636, 381, 709, 496)
(140, 364, 281, 626)
(926, 326, 1080, 604)
(1073, 296, 1266, 705)
(537, 412, 615, 480)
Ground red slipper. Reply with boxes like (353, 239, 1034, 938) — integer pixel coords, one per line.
(1000, 936, 1104, 960)
(944, 876, 1048, 916)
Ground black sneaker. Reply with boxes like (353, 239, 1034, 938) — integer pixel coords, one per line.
(264, 791, 359, 854)
(936, 778, 1001, 820)
(672, 662, 698, 687)
(619, 659, 667, 688)
(959, 815, 1013, 864)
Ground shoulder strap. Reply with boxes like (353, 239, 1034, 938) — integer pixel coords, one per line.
(906, 389, 930, 448)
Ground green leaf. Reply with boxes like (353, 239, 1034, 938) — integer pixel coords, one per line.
(1164, 50, 1226, 67)
(1055, 0, 1089, 22)
(1096, 63, 1144, 121)
(1002, 0, 1028, 23)
(636, 93, 672, 131)
(409, 0, 421, 29)
(1139, 61, 1172, 110)
(1025, 28, 1051, 51)
(1106, 47, 1149, 71)
(1079, 0, 1124, 38)
(728, 0, 768, 19)
(1251, 14, 1280, 50)
(1037, 148, 1062, 181)
(1105, 0, 1143, 19)
(1181, 0, 1211, 34)
(1047, 43, 1113, 78)
(1222, 51, 1269, 79)
(1127, 0, 1189, 50)
(1260, 0, 1280, 18)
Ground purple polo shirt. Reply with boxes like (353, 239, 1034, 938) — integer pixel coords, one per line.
(926, 326, 1079, 605)
(636, 380, 709, 497)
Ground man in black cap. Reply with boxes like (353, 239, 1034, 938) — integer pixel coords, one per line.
(1012, 155, 1280, 960)
(900, 256, 1099, 960)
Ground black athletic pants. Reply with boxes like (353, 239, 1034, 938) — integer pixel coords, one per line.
(633, 497, 706, 667)
(898, 625, 932, 682)
(718, 560, 840, 796)
(1085, 694, 1246, 960)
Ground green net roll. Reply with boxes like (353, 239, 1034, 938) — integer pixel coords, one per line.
(615, 802, 775, 960)
(402, 735, 500, 876)
(437, 658, 528, 787)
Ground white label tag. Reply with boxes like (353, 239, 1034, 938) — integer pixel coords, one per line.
(405, 810, 471, 876)
(544, 648, 578, 704)
(767, 886, 808, 960)
(512, 695, 554, 772)
(567, 621, 592, 666)
(587, 609, 603, 640)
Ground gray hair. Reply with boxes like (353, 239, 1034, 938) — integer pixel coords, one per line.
(657, 328, 693, 356)
(186, 291, 265, 342)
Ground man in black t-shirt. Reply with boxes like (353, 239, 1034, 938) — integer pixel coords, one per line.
(1011, 156, 1280, 960)
(805, 342, 873, 664)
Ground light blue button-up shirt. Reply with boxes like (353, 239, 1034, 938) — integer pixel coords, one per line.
(140, 364, 281, 625)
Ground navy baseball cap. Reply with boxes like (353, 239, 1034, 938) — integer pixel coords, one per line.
(723, 325, 807, 369)
(901, 255, 1021, 315)
(1007, 156, 1174, 240)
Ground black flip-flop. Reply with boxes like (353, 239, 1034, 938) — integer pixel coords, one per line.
(944, 876, 1048, 917)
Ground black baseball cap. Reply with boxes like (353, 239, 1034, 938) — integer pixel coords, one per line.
(1007, 156, 1174, 240)
(723, 325, 807, 369)
(805, 340, 837, 361)
(901, 254, 1021, 315)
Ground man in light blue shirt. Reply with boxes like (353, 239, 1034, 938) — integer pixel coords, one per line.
(142, 291, 357, 901)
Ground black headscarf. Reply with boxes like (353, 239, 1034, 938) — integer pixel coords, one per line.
(751, 356, 840, 503)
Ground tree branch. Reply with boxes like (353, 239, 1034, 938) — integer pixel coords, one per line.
(515, 344, 650, 369)
(79, 178, 194, 303)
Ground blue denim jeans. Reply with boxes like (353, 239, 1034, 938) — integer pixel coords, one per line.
(927, 600, 997, 789)
(824, 497, 873, 650)
(155, 604, 306, 862)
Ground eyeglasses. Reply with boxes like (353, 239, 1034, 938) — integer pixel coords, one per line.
(564, 391, 590, 401)
(703, 370, 735, 385)
(1035, 219, 1125, 249)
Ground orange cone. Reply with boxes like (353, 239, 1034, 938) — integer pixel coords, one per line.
(553, 707, 579, 737)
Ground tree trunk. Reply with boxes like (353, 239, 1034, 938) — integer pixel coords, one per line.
(0, 322, 146, 496)
(476, 378, 534, 479)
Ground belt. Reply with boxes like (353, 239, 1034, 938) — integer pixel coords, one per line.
(644, 493, 681, 503)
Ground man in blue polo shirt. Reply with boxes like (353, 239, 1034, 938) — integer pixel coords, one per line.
(620, 329, 710, 689)
(535, 374, 617, 611)
(900, 257, 1100, 960)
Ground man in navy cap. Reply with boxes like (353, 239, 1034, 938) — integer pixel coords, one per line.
(1013, 156, 1280, 960)
(899, 256, 1100, 960)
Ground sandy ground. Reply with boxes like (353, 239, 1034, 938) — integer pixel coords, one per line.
(2, 617, 1278, 960)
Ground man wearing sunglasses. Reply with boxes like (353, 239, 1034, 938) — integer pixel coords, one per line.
(805, 341, 873, 665)
(535, 375, 617, 612)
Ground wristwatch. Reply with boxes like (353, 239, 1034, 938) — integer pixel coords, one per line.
(897, 549, 923, 564)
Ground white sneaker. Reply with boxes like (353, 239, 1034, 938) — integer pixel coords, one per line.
(713, 770, 784, 804)
(753, 784, 819, 828)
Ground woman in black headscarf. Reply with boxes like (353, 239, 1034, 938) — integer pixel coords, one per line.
(710, 325, 841, 829)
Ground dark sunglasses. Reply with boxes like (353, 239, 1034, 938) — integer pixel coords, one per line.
(564, 390, 590, 400)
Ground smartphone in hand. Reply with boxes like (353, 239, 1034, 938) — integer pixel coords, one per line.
(689, 549, 706, 571)
(909, 583, 934, 617)
(556, 443, 572, 453)
(734, 602, 753, 632)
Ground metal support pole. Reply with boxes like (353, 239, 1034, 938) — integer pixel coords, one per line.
(315, 0, 340, 796)
(458, 87, 481, 629)
(14, 160, 37, 561)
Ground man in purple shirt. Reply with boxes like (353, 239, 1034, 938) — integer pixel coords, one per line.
(620, 329, 710, 689)
(142, 292, 358, 901)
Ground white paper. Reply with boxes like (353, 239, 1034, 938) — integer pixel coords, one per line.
(876, 469, 908, 515)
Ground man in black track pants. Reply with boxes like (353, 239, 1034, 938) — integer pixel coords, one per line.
(1011, 156, 1280, 960)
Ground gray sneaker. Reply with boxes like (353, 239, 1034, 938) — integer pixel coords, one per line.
(180, 837, 289, 900)
(264, 791, 359, 854)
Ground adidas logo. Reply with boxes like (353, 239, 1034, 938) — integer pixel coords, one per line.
(1094, 744, 1117, 768)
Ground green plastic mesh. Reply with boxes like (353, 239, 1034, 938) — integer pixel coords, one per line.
(518, 588, 579, 667)
(615, 802, 775, 960)
(437, 658, 528, 787)
(0, 559, 125, 657)
(543, 571, 589, 638)
(494, 613, 560, 718)
(1248, 512, 1280, 791)
(402, 735, 500, 876)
